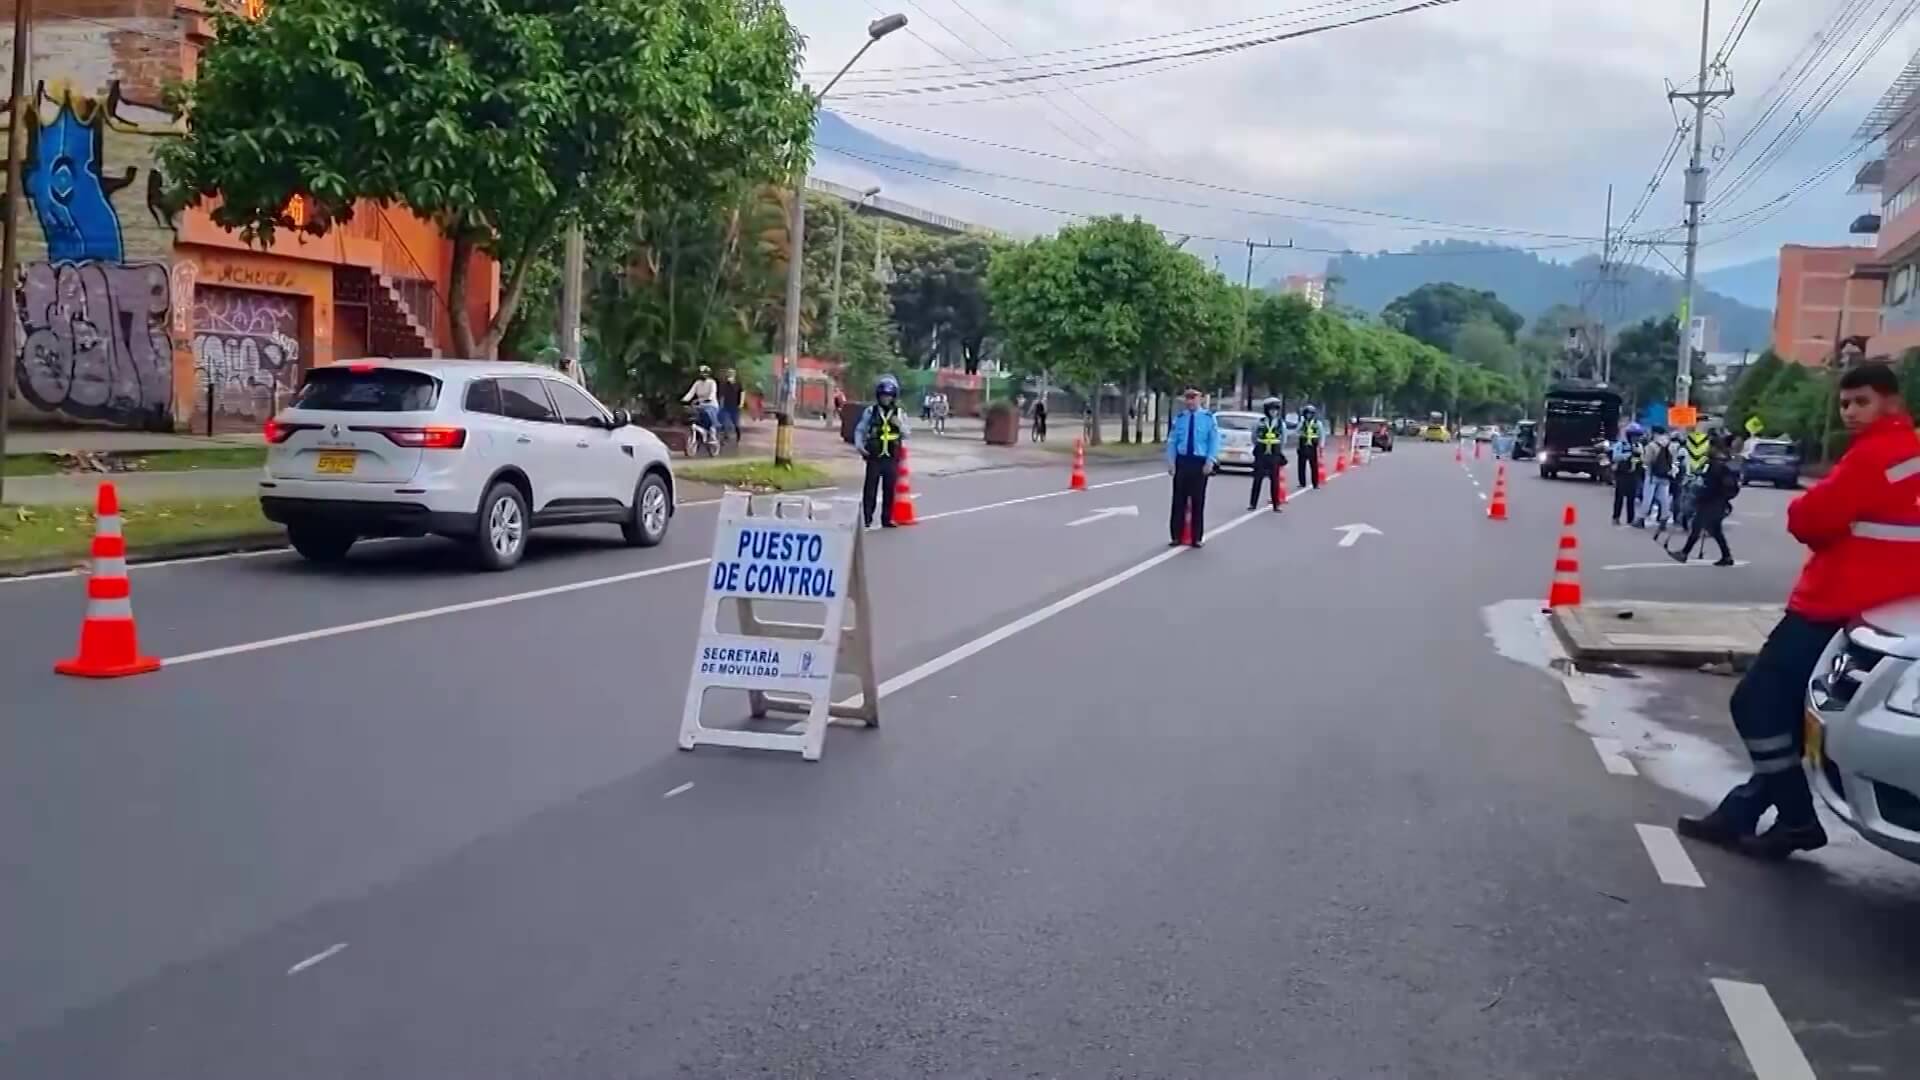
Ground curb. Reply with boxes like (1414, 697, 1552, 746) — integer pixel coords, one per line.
(1547, 609, 1760, 671)
(0, 530, 289, 579)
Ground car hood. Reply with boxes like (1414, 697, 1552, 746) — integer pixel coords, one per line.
(1859, 597, 1920, 658)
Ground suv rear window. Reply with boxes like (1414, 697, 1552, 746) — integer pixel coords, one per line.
(293, 367, 441, 412)
(1751, 442, 1795, 458)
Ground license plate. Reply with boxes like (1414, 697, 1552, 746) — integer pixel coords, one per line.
(1804, 709, 1824, 769)
(315, 452, 357, 475)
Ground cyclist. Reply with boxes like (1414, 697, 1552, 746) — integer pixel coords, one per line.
(682, 365, 719, 449)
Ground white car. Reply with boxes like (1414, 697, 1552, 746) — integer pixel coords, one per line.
(1214, 411, 1264, 473)
(1805, 598, 1920, 864)
(260, 359, 676, 570)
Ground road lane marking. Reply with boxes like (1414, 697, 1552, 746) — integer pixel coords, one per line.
(161, 558, 715, 667)
(840, 489, 1312, 709)
(287, 942, 348, 975)
(914, 472, 1160, 522)
(151, 479, 1158, 666)
(1601, 559, 1752, 571)
(663, 782, 695, 799)
(1591, 737, 1638, 776)
(1711, 979, 1816, 1080)
(1635, 824, 1706, 888)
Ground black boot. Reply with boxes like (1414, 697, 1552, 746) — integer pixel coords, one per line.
(1738, 821, 1828, 860)
(1676, 812, 1747, 850)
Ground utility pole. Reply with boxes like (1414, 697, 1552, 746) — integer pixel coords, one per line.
(828, 187, 879, 346)
(558, 224, 585, 383)
(0, 0, 32, 506)
(1668, 0, 1733, 409)
(1236, 238, 1288, 409)
(1597, 184, 1614, 384)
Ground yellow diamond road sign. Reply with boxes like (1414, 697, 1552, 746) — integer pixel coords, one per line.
(1745, 415, 1765, 436)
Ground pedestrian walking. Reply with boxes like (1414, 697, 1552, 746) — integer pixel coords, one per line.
(1635, 426, 1677, 532)
(717, 367, 743, 444)
(1610, 424, 1645, 525)
(1679, 363, 1920, 859)
(1031, 397, 1049, 443)
(1296, 404, 1325, 490)
(1248, 397, 1289, 512)
(854, 375, 910, 529)
(1167, 387, 1222, 548)
(932, 392, 950, 435)
(1669, 431, 1739, 565)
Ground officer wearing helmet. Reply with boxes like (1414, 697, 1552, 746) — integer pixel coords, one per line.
(853, 375, 911, 528)
(1296, 404, 1325, 490)
(1249, 397, 1290, 511)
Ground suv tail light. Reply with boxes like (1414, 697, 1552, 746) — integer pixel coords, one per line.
(354, 425, 467, 449)
(264, 419, 318, 444)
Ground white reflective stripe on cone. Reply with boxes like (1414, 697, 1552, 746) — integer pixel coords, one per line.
(85, 598, 135, 619)
(1852, 520, 1920, 542)
(95, 514, 123, 537)
(1754, 754, 1800, 774)
(91, 557, 128, 578)
(1888, 455, 1920, 484)
(1746, 733, 1795, 754)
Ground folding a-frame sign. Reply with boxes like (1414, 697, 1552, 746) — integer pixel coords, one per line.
(677, 493, 879, 762)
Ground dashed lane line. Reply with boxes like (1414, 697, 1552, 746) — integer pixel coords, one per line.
(662, 782, 695, 799)
(1635, 824, 1706, 888)
(1711, 979, 1816, 1080)
(1590, 737, 1638, 776)
(286, 942, 349, 976)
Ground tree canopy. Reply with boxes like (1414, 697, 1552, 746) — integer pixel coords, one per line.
(1381, 283, 1524, 351)
(162, 0, 814, 358)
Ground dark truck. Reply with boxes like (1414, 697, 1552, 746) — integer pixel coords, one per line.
(1539, 385, 1621, 482)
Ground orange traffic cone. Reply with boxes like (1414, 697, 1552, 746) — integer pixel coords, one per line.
(1335, 447, 1348, 474)
(1455, 441, 1464, 464)
(1487, 463, 1510, 521)
(1475, 439, 1484, 460)
(1273, 465, 1288, 510)
(56, 482, 160, 678)
(891, 443, 918, 526)
(1544, 505, 1584, 610)
(1070, 437, 1088, 491)
(1179, 507, 1194, 545)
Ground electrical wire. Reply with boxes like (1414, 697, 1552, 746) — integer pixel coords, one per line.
(831, 109, 1600, 240)
(834, 0, 1468, 101)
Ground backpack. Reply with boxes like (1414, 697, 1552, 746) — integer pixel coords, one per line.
(1717, 462, 1743, 501)
(1650, 442, 1676, 478)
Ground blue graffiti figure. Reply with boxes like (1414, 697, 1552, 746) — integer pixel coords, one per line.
(24, 97, 136, 263)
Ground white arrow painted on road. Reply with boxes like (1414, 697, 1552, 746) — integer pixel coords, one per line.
(1333, 523, 1383, 548)
(1066, 505, 1140, 527)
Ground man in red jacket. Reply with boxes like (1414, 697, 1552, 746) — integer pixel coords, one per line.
(1680, 362, 1920, 859)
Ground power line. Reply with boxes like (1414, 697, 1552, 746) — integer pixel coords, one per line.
(835, 0, 1469, 101)
(832, 109, 1601, 239)
(826, 146, 1604, 258)
(804, 0, 1394, 81)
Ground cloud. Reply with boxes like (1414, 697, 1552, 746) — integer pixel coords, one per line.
(792, 0, 1920, 275)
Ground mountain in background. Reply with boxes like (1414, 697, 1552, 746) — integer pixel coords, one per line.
(1329, 241, 1772, 351)
(1700, 255, 1781, 312)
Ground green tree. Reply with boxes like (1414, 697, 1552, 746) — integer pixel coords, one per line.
(1608, 316, 1681, 411)
(1381, 283, 1523, 351)
(161, 0, 813, 359)
(887, 232, 1002, 372)
(1728, 350, 1787, 430)
(1452, 317, 1522, 380)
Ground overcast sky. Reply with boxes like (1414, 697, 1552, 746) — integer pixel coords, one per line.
(788, 0, 1920, 280)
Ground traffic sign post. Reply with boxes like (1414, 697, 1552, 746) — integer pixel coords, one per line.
(1667, 405, 1699, 429)
(677, 492, 879, 762)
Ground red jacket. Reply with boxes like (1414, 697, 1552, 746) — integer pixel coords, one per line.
(1787, 414, 1920, 621)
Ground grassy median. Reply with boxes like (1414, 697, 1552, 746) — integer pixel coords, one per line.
(678, 459, 835, 492)
(3, 446, 268, 476)
(0, 499, 279, 565)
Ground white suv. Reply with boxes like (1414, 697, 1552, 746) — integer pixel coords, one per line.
(260, 359, 676, 570)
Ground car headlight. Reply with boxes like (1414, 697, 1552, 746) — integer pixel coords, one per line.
(1888, 665, 1920, 717)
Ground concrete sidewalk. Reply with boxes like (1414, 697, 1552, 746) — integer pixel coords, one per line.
(6, 468, 262, 506)
(6, 431, 262, 455)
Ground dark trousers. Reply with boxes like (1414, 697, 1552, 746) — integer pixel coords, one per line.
(1170, 456, 1210, 543)
(1298, 444, 1322, 489)
(1709, 612, 1844, 833)
(1249, 457, 1284, 507)
(1678, 503, 1732, 562)
(861, 456, 898, 526)
(1612, 475, 1639, 523)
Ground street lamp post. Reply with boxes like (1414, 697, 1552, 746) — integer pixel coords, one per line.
(775, 14, 907, 467)
(829, 185, 880, 345)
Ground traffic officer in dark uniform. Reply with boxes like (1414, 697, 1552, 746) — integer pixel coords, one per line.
(1249, 397, 1290, 511)
(1296, 404, 1324, 490)
(853, 375, 910, 528)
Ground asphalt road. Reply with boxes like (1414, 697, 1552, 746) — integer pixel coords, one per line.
(1, 442, 1913, 1077)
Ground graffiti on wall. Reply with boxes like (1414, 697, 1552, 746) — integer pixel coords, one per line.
(192, 285, 302, 427)
(7, 80, 182, 427)
(14, 261, 174, 427)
